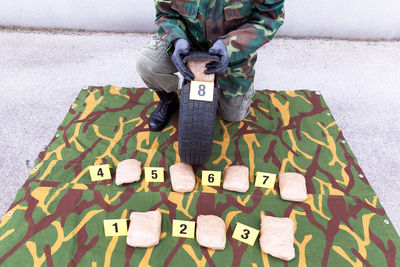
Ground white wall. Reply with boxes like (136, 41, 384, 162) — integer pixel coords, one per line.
(1, 0, 399, 39)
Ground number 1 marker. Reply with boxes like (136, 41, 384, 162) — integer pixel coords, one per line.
(103, 219, 128, 236)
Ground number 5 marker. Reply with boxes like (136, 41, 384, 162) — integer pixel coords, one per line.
(144, 167, 165, 182)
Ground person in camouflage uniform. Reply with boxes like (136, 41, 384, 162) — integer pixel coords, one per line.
(136, 0, 285, 131)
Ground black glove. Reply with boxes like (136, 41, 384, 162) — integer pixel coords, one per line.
(171, 38, 194, 81)
(205, 40, 229, 75)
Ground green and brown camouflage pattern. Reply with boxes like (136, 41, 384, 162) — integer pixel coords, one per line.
(0, 86, 399, 266)
(155, 0, 284, 98)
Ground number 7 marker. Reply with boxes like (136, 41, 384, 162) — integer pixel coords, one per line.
(255, 172, 277, 189)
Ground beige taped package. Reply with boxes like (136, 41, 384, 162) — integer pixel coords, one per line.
(196, 215, 226, 250)
(187, 59, 215, 82)
(126, 210, 162, 248)
(115, 159, 142, 185)
(222, 165, 249, 193)
(169, 162, 196, 192)
(278, 172, 308, 202)
(260, 216, 295, 261)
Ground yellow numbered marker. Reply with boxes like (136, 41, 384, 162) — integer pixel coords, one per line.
(189, 81, 214, 102)
(103, 219, 128, 237)
(232, 222, 259, 246)
(172, 220, 196, 238)
(89, 164, 112, 181)
(255, 172, 277, 189)
(144, 167, 165, 182)
(201, 170, 221, 186)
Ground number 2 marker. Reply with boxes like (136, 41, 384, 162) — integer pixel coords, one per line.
(172, 220, 196, 238)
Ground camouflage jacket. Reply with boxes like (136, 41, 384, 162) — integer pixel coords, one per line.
(154, 0, 285, 63)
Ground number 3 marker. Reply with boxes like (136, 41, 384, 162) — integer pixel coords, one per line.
(232, 222, 259, 246)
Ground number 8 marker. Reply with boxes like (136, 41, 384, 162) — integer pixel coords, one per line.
(198, 84, 206, 96)
(189, 81, 214, 102)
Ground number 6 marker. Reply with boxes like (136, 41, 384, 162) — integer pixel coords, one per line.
(201, 170, 221, 186)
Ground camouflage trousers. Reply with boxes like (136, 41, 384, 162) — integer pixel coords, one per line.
(136, 35, 255, 122)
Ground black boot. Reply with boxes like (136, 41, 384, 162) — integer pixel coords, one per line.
(149, 90, 179, 131)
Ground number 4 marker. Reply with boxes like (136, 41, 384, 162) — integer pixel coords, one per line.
(89, 164, 112, 181)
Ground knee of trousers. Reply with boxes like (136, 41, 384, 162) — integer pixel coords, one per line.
(136, 52, 157, 82)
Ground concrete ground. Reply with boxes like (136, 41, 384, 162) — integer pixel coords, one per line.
(0, 29, 399, 235)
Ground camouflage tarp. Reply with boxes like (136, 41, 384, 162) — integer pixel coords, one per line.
(0, 86, 399, 266)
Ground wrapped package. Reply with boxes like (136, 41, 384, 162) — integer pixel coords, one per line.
(222, 165, 249, 193)
(126, 210, 162, 248)
(278, 172, 308, 202)
(187, 59, 215, 82)
(196, 215, 226, 250)
(260, 216, 295, 261)
(170, 163, 196, 192)
(115, 159, 141, 185)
